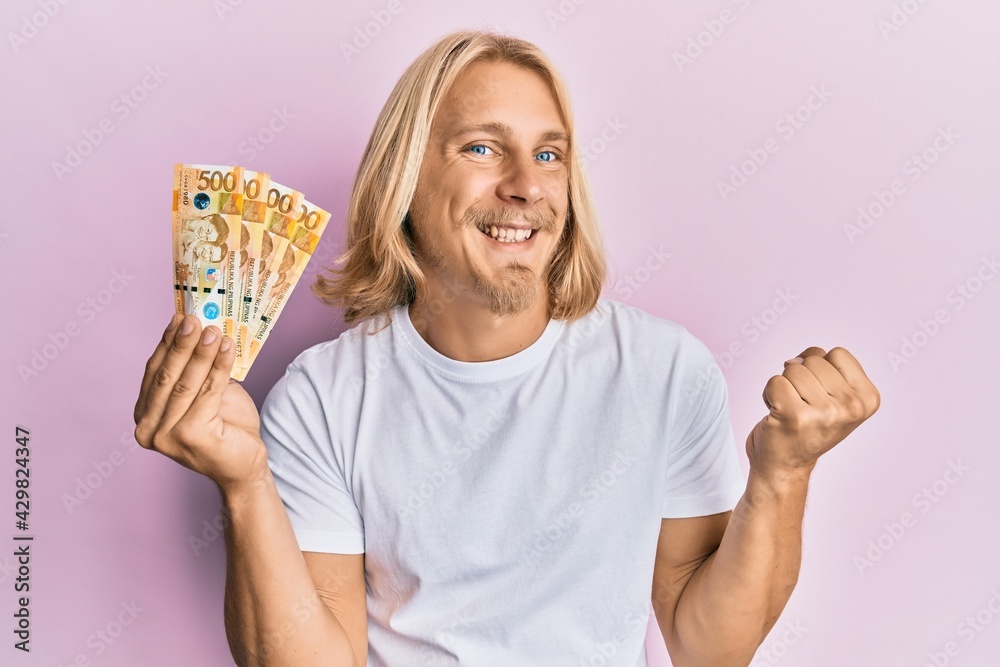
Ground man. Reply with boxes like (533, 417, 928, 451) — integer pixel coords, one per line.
(179, 212, 227, 254)
(133, 30, 879, 666)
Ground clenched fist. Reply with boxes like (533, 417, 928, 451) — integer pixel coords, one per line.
(746, 347, 880, 480)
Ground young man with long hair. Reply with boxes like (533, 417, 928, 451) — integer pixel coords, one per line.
(134, 29, 879, 667)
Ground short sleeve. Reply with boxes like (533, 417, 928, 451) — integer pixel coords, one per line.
(661, 330, 746, 518)
(259, 363, 365, 553)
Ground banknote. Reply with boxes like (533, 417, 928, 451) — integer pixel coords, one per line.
(244, 181, 302, 332)
(172, 164, 245, 339)
(172, 164, 332, 380)
(233, 170, 271, 371)
(235, 198, 332, 380)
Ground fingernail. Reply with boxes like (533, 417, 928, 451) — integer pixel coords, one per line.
(201, 327, 218, 345)
(220, 337, 232, 352)
(180, 316, 195, 335)
(167, 313, 180, 331)
(784, 356, 804, 365)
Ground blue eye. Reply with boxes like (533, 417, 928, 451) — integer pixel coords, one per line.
(469, 144, 491, 155)
(536, 151, 557, 162)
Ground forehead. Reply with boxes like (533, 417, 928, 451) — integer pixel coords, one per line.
(433, 60, 566, 138)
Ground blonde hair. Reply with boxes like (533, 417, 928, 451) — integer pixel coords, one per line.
(311, 28, 608, 333)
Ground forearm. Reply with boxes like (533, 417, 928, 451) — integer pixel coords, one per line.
(221, 471, 357, 667)
(669, 467, 811, 666)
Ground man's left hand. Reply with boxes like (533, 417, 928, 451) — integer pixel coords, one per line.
(746, 347, 881, 481)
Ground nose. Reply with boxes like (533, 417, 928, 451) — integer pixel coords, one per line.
(496, 150, 544, 207)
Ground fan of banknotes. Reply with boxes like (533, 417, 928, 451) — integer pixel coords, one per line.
(172, 163, 332, 381)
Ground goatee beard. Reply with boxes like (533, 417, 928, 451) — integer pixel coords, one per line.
(472, 262, 540, 317)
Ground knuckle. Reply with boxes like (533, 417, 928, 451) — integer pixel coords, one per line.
(172, 330, 190, 351)
(151, 365, 174, 391)
(785, 410, 807, 430)
(133, 423, 153, 449)
(801, 355, 822, 369)
(171, 378, 195, 397)
(171, 420, 195, 444)
(173, 419, 212, 451)
(200, 373, 220, 396)
(841, 395, 864, 420)
(869, 388, 882, 412)
(150, 429, 173, 452)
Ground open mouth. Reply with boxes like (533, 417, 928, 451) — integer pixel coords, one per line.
(475, 222, 537, 244)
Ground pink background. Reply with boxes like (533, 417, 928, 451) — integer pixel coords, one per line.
(3, 1, 998, 665)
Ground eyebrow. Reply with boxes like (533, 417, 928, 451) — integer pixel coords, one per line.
(449, 121, 570, 145)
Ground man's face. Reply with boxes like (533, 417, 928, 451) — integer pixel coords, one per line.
(408, 60, 570, 318)
(186, 216, 220, 243)
(194, 241, 222, 263)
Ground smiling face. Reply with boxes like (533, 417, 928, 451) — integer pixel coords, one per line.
(194, 241, 223, 263)
(407, 59, 570, 318)
(185, 217, 214, 243)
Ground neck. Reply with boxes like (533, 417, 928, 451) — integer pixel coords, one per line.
(408, 284, 552, 363)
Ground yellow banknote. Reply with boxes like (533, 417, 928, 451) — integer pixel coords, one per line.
(172, 164, 245, 340)
(236, 198, 332, 380)
(234, 170, 271, 371)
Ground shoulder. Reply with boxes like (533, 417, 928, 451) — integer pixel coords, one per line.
(263, 312, 396, 411)
(581, 297, 711, 360)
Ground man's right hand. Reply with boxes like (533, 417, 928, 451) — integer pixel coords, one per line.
(134, 313, 269, 495)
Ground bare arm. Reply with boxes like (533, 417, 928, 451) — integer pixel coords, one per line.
(134, 313, 366, 666)
(653, 347, 879, 666)
(221, 473, 364, 667)
(653, 471, 808, 666)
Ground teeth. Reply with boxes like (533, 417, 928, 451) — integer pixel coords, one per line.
(476, 223, 535, 243)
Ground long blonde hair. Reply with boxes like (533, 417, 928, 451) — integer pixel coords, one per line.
(311, 28, 608, 333)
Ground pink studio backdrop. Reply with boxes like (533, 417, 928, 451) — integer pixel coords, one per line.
(3, 1, 998, 665)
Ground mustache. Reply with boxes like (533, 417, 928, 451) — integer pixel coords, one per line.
(462, 206, 553, 231)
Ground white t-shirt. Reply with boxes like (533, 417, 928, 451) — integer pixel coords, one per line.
(259, 297, 746, 666)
